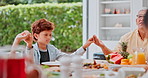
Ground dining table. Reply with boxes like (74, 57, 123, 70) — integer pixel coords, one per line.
(41, 59, 148, 78)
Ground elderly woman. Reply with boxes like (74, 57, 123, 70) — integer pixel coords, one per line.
(94, 9, 148, 55)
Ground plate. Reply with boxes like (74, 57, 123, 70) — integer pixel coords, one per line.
(109, 64, 148, 67)
(109, 64, 148, 71)
(117, 67, 146, 78)
(42, 61, 60, 67)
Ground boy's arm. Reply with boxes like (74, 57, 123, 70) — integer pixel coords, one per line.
(11, 37, 22, 50)
(72, 36, 94, 55)
(11, 31, 31, 52)
(56, 36, 94, 60)
(11, 30, 33, 55)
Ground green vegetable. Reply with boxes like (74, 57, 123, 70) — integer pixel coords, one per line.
(42, 65, 50, 69)
(51, 72, 60, 76)
(127, 54, 133, 59)
(100, 74, 105, 76)
(105, 55, 110, 60)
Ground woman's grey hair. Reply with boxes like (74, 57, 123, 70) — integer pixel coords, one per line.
(138, 8, 148, 13)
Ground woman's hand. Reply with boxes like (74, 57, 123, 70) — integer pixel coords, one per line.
(93, 35, 105, 48)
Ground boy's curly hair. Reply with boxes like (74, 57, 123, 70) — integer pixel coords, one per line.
(31, 18, 55, 41)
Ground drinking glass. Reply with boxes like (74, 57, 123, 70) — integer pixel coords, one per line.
(133, 48, 146, 65)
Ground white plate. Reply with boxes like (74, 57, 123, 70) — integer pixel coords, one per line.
(42, 61, 60, 66)
(109, 64, 148, 68)
(117, 67, 146, 78)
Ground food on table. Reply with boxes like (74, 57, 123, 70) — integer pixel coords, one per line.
(121, 59, 129, 63)
(46, 72, 60, 78)
(127, 54, 133, 59)
(128, 58, 133, 65)
(42, 65, 50, 69)
(107, 50, 147, 65)
(106, 42, 140, 65)
(83, 60, 108, 69)
(110, 52, 118, 59)
(106, 52, 123, 64)
(120, 42, 128, 52)
(126, 74, 137, 78)
(110, 67, 121, 72)
(100, 74, 105, 76)
(120, 59, 129, 65)
(109, 54, 124, 64)
(42, 65, 60, 72)
(83, 73, 105, 78)
(119, 42, 129, 59)
(44, 67, 60, 72)
(106, 52, 135, 65)
(119, 51, 129, 59)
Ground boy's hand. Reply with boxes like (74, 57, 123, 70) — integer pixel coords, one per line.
(20, 31, 33, 48)
(24, 33, 33, 48)
(82, 36, 94, 49)
(15, 30, 33, 48)
(93, 35, 105, 48)
(15, 30, 31, 42)
(11, 30, 32, 53)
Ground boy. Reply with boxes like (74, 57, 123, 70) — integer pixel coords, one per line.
(12, 19, 94, 64)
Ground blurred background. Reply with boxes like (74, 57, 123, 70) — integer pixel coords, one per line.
(0, 0, 82, 6)
(0, 0, 83, 53)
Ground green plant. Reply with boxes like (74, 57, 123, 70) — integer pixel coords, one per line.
(120, 42, 128, 52)
(119, 42, 129, 59)
(0, 3, 82, 52)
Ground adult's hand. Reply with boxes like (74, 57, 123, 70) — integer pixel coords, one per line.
(93, 35, 105, 48)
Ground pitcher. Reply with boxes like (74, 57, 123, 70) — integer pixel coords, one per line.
(0, 52, 26, 78)
(133, 48, 146, 65)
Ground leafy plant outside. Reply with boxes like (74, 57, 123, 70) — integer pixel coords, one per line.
(0, 3, 82, 52)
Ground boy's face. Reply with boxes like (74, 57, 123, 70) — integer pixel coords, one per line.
(34, 30, 52, 45)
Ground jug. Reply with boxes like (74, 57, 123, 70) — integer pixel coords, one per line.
(132, 48, 146, 65)
(0, 52, 26, 78)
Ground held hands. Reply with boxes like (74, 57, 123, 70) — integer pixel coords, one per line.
(93, 35, 105, 48)
(82, 35, 105, 50)
(82, 36, 95, 49)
